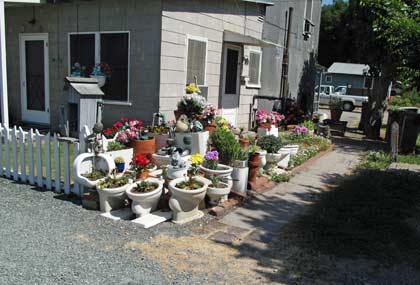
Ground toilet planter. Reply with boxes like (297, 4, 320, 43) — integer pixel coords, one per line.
(266, 152, 283, 164)
(96, 175, 131, 213)
(280, 145, 299, 157)
(257, 135, 283, 165)
(207, 180, 230, 206)
(257, 125, 278, 137)
(168, 176, 210, 224)
(126, 178, 164, 217)
(199, 163, 233, 188)
(167, 165, 188, 179)
(73, 153, 115, 188)
(231, 166, 249, 193)
(277, 153, 291, 169)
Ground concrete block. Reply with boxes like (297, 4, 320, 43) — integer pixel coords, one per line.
(132, 211, 173, 228)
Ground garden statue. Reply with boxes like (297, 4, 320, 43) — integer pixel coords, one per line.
(166, 147, 188, 179)
(176, 114, 189, 133)
(190, 120, 203, 133)
(170, 148, 186, 169)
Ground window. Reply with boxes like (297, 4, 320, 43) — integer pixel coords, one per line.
(247, 50, 262, 87)
(303, 0, 314, 38)
(69, 32, 130, 102)
(186, 36, 207, 86)
(325, 75, 332, 83)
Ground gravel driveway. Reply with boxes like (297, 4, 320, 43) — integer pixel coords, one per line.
(0, 178, 212, 284)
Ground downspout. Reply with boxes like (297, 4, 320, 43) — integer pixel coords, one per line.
(0, 0, 9, 127)
(279, 7, 293, 103)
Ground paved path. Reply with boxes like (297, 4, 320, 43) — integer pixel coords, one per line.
(220, 146, 361, 234)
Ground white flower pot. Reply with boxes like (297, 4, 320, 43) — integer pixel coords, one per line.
(207, 181, 230, 206)
(126, 178, 163, 217)
(277, 153, 291, 169)
(258, 150, 267, 169)
(199, 163, 233, 189)
(96, 182, 131, 213)
(90, 75, 106, 87)
(175, 131, 209, 156)
(257, 125, 278, 137)
(153, 153, 191, 168)
(266, 152, 283, 163)
(73, 153, 115, 188)
(168, 176, 210, 224)
(281, 145, 299, 157)
(231, 167, 249, 193)
(167, 165, 188, 179)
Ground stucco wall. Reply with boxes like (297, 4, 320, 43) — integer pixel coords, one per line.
(259, 0, 321, 113)
(159, 0, 263, 128)
(5, 0, 161, 130)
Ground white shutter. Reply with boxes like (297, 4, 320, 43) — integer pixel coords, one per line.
(186, 38, 207, 85)
(248, 51, 261, 86)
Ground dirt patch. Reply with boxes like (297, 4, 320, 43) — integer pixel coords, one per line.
(125, 234, 271, 283)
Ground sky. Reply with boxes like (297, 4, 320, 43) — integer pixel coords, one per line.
(322, 0, 348, 5)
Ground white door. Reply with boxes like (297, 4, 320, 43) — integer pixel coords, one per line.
(220, 44, 241, 126)
(19, 33, 50, 124)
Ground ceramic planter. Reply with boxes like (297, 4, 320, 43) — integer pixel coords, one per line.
(175, 131, 209, 156)
(257, 125, 278, 137)
(90, 75, 106, 87)
(106, 148, 134, 166)
(266, 152, 283, 163)
(148, 133, 170, 152)
(73, 153, 115, 188)
(126, 178, 163, 217)
(207, 181, 230, 206)
(258, 150, 267, 169)
(133, 137, 156, 155)
(231, 167, 249, 193)
(153, 153, 191, 168)
(277, 153, 291, 169)
(239, 138, 249, 149)
(280, 145, 299, 157)
(168, 176, 210, 224)
(199, 163, 233, 188)
(96, 182, 131, 213)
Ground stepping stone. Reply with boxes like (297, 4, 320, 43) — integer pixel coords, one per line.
(100, 208, 133, 221)
(132, 211, 173, 228)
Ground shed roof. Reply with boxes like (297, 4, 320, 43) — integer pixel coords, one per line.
(241, 0, 274, 5)
(327, 62, 370, 76)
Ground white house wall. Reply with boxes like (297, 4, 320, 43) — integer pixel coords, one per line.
(159, 0, 264, 128)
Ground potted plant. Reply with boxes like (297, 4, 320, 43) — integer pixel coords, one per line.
(256, 110, 284, 137)
(114, 157, 125, 173)
(257, 135, 283, 163)
(90, 62, 112, 87)
(126, 178, 164, 217)
(115, 119, 156, 155)
(148, 124, 171, 151)
(96, 172, 131, 213)
(206, 175, 230, 206)
(73, 152, 115, 188)
(200, 150, 233, 203)
(202, 103, 218, 135)
(70, 62, 86, 77)
(231, 147, 249, 193)
(238, 127, 250, 149)
(168, 154, 210, 224)
(176, 87, 205, 120)
(166, 148, 188, 179)
(247, 145, 260, 189)
(130, 153, 157, 180)
(329, 98, 343, 122)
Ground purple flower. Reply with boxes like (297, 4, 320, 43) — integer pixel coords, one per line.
(204, 150, 219, 161)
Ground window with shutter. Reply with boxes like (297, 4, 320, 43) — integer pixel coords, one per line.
(248, 50, 261, 87)
(186, 37, 207, 86)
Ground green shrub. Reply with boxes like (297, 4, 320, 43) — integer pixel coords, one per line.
(301, 120, 315, 131)
(211, 127, 242, 166)
(107, 141, 125, 151)
(257, 135, 282, 153)
(389, 88, 420, 109)
(357, 151, 391, 170)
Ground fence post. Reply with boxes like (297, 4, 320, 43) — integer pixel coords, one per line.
(63, 142, 70, 195)
(11, 126, 18, 181)
(72, 142, 81, 196)
(18, 127, 26, 183)
(35, 129, 43, 188)
(4, 126, 10, 178)
(53, 133, 61, 192)
(45, 133, 52, 190)
(27, 129, 35, 185)
(0, 124, 3, 176)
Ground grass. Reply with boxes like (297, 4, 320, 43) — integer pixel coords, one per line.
(291, 169, 420, 268)
(1, 140, 75, 181)
(398, 154, 420, 165)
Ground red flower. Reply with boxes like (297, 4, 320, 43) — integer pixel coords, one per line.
(130, 153, 156, 172)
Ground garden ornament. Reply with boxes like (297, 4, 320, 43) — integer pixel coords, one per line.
(176, 114, 189, 133)
(190, 120, 203, 133)
(170, 148, 186, 169)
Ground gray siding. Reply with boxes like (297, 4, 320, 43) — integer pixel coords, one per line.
(260, 0, 321, 113)
(159, 0, 263, 128)
(5, 0, 161, 130)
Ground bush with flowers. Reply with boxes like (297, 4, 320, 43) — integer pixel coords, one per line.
(292, 125, 309, 137)
(202, 104, 218, 125)
(255, 109, 285, 129)
(130, 153, 156, 174)
(215, 116, 234, 131)
(177, 93, 206, 119)
(203, 150, 219, 170)
(113, 118, 149, 146)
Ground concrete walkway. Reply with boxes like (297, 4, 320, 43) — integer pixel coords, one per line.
(220, 144, 362, 235)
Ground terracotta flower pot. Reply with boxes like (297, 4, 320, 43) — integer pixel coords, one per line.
(239, 138, 249, 149)
(133, 137, 156, 155)
(204, 122, 216, 136)
(136, 170, 150, 180)
(248, 153, 260, 188)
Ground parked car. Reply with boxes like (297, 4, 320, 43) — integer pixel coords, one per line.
(315, 85, 368, 111)
(334, 86, 347, 95)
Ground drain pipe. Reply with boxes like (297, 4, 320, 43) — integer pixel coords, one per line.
(279, 7, 293, 107)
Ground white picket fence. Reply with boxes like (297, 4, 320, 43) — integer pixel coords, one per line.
(0, 124, 87, 196)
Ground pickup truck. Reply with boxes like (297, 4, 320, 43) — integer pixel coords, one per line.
(315, 85, 368, 111)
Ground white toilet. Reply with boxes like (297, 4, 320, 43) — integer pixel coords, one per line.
(126, 178, 164, 217)
(96, 182, 131, 213)
(73, 153, 115, 188)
